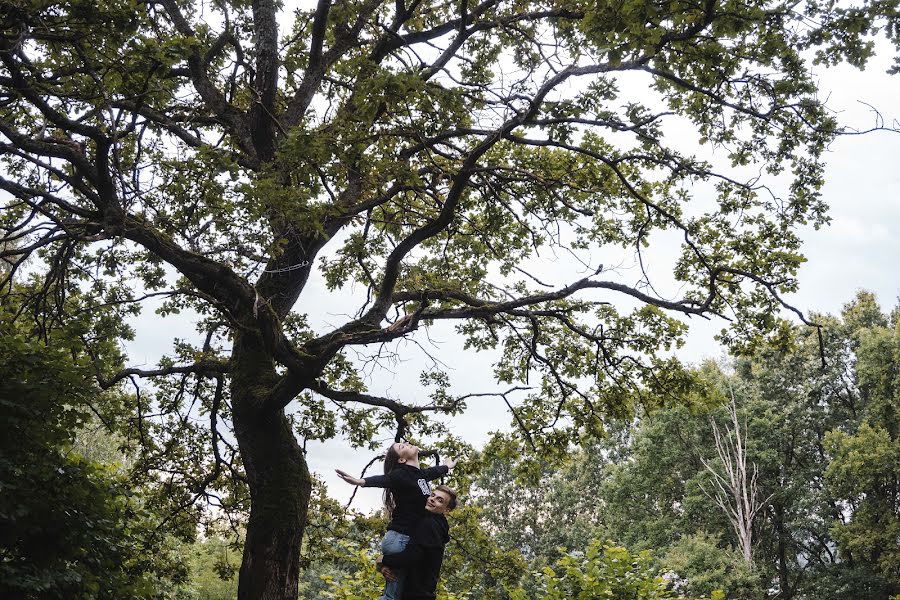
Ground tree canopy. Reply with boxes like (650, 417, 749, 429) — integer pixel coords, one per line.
(1, 0, 897, 597)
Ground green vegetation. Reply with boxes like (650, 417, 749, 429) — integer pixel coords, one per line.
(1, 0, 898, 596)
(0, 298, 187, 598)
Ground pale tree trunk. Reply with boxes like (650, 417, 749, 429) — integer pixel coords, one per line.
(700, 391, 773, 569)
(231, 333, 313, 600)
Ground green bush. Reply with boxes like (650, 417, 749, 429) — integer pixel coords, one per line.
(510, 540, 723, 600)
(0, 317, 184, 598)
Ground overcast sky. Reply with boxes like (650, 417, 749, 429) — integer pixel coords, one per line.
(122, 38, 900, 515)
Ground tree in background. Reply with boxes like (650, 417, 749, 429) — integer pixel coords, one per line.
(2, 1, 898, 596)
(466, 292, 898, 599)
(699, 391, 772, 568)
(823, 293, 899, 595)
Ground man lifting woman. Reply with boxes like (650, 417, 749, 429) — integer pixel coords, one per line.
(336, 442, 458, 600)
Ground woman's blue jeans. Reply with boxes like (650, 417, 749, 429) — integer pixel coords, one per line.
(378, 530, 409, 600)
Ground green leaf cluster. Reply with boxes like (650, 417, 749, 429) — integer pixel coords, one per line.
(509, 540, 722, 600)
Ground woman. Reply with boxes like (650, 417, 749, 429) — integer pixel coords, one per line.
(336, 442, 457, 600)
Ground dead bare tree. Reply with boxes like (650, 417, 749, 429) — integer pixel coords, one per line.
(700, 389, 774, 568)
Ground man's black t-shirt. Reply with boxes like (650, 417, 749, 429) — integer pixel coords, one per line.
(363, 463, 448, 535)
(380, 513, 449, 600)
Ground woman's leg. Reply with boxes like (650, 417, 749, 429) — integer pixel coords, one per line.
(377, 530, 409, 600)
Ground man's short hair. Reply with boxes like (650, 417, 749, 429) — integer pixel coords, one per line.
(434, 484, 457, 510)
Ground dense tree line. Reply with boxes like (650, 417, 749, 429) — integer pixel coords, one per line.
(457, 291, 898, 599)
(0, 283, 189, 597)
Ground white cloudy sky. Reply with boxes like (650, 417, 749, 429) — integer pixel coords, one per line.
(122, 37, 900, 514)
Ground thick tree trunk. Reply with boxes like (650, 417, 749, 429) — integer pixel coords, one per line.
(232, 333, 313, 600)
(773, 501, 792, 600)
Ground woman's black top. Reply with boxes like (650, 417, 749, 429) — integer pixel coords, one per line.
(363, 463, 448, 534)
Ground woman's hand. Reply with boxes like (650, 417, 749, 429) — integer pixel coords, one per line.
(335, 469, 365, 486)
(443, 457, 458, 470)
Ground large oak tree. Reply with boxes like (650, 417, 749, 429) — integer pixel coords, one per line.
(1, 0, 895, 597)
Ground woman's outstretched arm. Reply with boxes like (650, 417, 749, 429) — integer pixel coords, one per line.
(337, 468, 394, 488)
(335, 469, 365, 486)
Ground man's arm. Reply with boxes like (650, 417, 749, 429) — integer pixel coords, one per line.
(381, 518, 441, 568)
(379, 540, 426, 569)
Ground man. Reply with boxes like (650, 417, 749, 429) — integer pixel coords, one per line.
(376, 485, 457, 600)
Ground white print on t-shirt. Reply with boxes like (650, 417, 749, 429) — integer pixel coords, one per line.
(417, 478, 431, 495)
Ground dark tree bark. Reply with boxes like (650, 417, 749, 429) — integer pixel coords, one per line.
(773, 500, 792, 600)
(232, 333, 312, 599)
